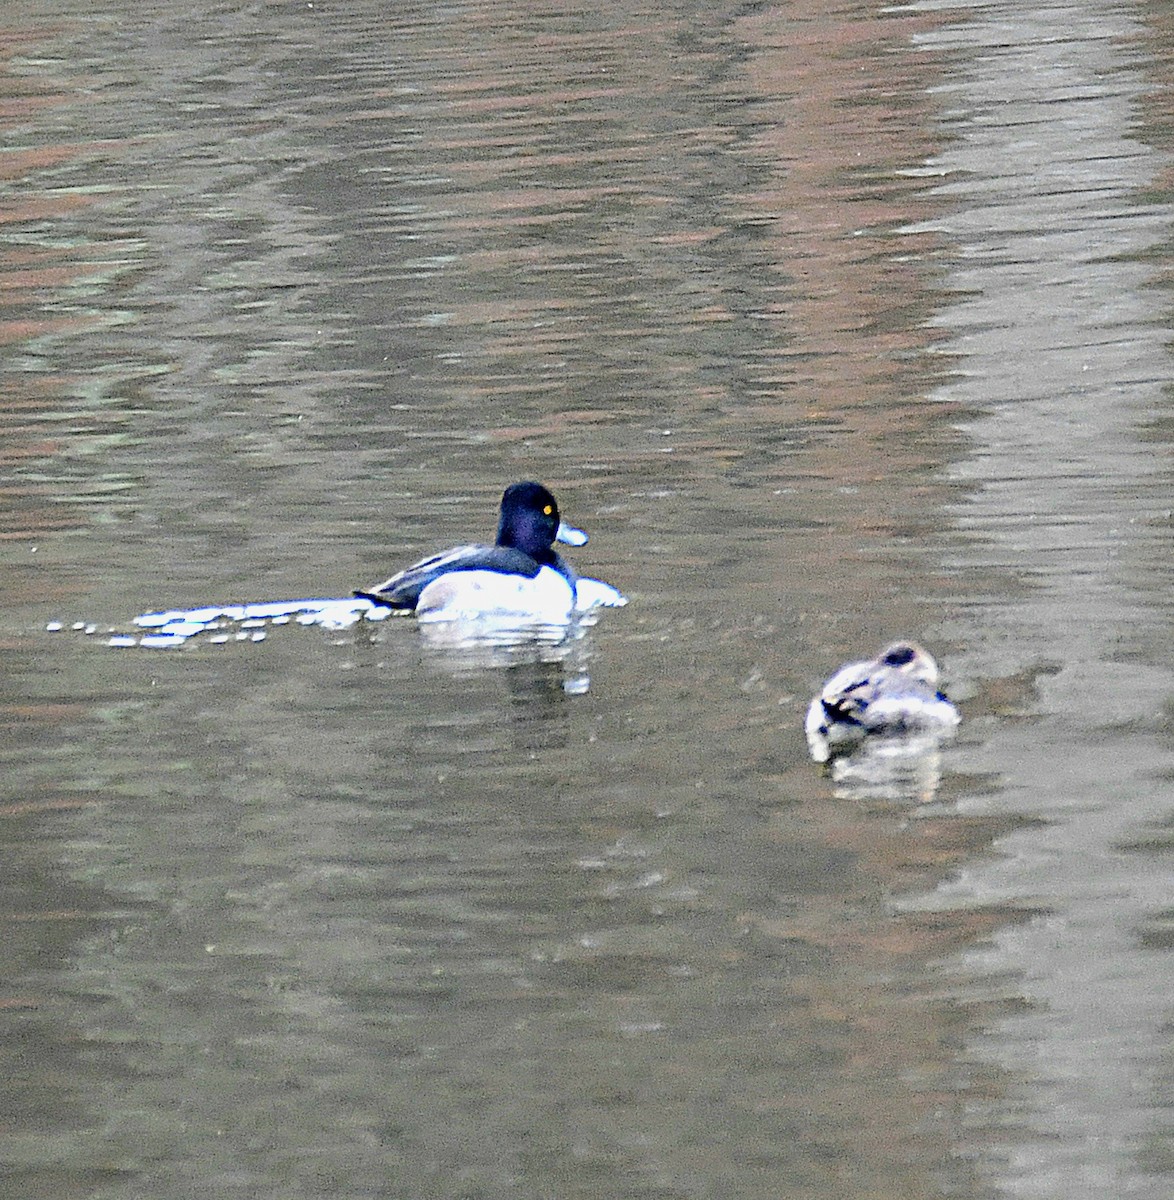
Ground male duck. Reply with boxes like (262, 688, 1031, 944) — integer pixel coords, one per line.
(805, 641, 960, 763)
(355, 481, 625, 622)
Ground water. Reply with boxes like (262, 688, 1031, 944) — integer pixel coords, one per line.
(1, 1, 1171, 1198)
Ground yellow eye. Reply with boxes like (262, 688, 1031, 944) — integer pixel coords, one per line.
(543, 505, 553, 515)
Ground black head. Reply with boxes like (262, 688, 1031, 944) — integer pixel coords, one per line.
(876, 641, 940, 687)
(495, 481, 563, 558)
(879, 643, 919, 668)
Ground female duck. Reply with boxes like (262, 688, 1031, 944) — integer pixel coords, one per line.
(355, 481, 625, 622)
(805, 641, 959, 762)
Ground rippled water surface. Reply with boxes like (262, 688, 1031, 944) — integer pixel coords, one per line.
(2, 1, 1171, 1198)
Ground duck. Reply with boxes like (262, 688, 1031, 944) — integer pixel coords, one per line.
(355, 481, 625, 622)
(805, 641, 960, 763)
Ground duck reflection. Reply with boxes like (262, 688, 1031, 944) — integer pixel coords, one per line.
(415, 614, 595, 734)
(415, 618, 596, 751)
(823, 736, 949, 804)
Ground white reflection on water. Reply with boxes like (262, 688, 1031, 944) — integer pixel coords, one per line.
(913, 0, 1174, 1193)
(416, 615, 603, 694)
(824, 737, 951, 804)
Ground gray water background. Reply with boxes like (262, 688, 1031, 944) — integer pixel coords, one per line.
(0, 1, 1171, 1198)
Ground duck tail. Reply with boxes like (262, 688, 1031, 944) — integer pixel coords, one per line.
(354, 589, 401, 610)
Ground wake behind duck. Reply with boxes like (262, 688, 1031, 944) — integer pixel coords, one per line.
(52, 482, 625, 649)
